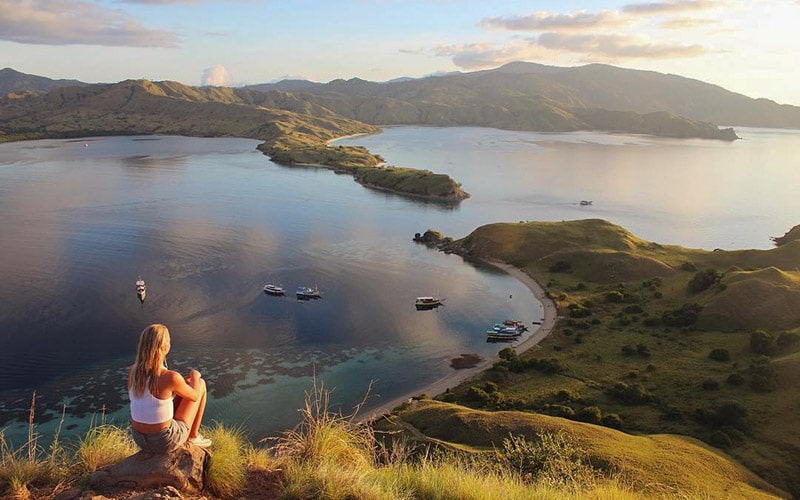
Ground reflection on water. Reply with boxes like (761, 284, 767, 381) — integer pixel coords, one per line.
(2, 127, 798, 443)
(0, 135, 540, 444)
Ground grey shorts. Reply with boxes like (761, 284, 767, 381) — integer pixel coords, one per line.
(131, 419, 189, 454)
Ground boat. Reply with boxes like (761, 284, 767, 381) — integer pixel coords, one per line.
(490, 320, 527, 335)
(415, 296, 443, 309)
(580, 200, 593, 206)
(263, 284, 285, 296)
(486, 328, 521, 337)
(135, 276, 146, 302)
(486, 333, 519, 342)
(296, 285, 321, 300)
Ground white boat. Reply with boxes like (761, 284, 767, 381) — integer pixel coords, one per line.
(135, 276, 146, 302)
(263, 284, 285, 295)
(415, 296, 443, 309)
(296, 285, 321, 299)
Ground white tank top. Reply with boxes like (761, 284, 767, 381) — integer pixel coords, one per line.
(129, 381, 174, 424)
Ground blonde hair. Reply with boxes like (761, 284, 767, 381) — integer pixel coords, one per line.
(130, 323, 170, 397)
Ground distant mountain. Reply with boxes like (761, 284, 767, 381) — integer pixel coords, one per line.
(246, 61, 800, 131)
(0, 68, 87, 96)
(0, 78, 376, 143)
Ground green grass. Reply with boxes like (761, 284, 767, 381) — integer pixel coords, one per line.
(435, 218, 800, 496)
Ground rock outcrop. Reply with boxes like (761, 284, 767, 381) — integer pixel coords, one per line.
(89, 446, 208, 496)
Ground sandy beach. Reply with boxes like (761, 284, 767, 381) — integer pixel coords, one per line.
(362, 259, 558, 420)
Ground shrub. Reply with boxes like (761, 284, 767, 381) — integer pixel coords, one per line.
(568, 303, 592, 318)
(495, 431, 597, 486)
(607, 382, 654, 404)
(543, 404, 576, 418)
(604, 291, 624, 303)
(681, 261, 697, 272)
(601, 413, 623, 429)
(624, 305, 644, 314)
(701, 379, 721, 391)
(726, 373, 745, 386)
(498, 347, 518, 361)
(750, 330, 775, 355)
(710, 430, 733, 449)
(643, 316, 661, 327)
(636, 344, 651, 358)
(577, 406, 603, 424)
(621, 344, 636, 356)
(708, 348, 731, 362)
(555, 389, 579, 402)
(688, 268, 723, 293)
(749, 356, 777, 392)
(662, 303, 703, 327)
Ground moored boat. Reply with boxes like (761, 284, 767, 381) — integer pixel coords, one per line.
(263, 284, 285, 295)
(135, 276, 146, 302)
(415, 296, 443, 309)
(296, 285, 321, 299)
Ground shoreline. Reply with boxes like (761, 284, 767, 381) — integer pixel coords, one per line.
(361, 258, 558, 421)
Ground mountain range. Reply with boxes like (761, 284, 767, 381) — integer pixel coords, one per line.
(3, 62, 800, 142)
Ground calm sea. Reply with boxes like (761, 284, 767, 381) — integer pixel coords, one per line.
(0, 127, 797, 443)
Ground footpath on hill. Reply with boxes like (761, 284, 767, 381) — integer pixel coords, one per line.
(361, 259, 558, 421)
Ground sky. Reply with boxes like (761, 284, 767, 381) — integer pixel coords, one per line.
(1, 0, 799, 105)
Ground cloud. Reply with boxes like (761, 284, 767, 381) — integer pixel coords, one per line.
(435, 41, 550, 70)
(122, 0, 241, 4)
(480, 11, 623, 32)
(622, 0, 719, 14)
(537, 32, 708, 59)
(659, 17, 718, 29)
(437, 31, 708, 71)
(201, 65, 234, 86)
(0, 0, 178, 47)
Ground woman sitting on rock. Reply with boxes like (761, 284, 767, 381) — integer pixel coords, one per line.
(128, 323, 212, 452)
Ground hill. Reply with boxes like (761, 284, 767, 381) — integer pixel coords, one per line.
(379, 399, 783, 498)
(427, 219, 800, 496)
(0, 67, 88, 96)
(0, 79, 467, 202)
(248, 61, 800, 132)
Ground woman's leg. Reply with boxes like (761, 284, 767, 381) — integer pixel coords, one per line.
(174, 375, 207, 438)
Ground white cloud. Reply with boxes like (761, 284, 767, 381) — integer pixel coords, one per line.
(201, 65, 234, 86)
(481, 11, 623, 32)
(0, 0, 178, 47)
(622, 0, 720, 14)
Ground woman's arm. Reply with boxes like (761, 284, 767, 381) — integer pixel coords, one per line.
(166, 369, 201, 402)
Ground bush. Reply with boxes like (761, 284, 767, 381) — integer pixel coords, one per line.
(750, 330, 775, 355)
(604, 291, 624, 303)
(749, 356, 777, 392)
(636, 344, 651, 357)
(624, 305, 644, 314)
(681, 261, 697, 272)
(708, 348, 731, 362)
(577, 406, 602, 424)
(607, 382, 654, 404)
(543, 404, 576, 418)
(555, 389, 579, 402)
(568, 303, 592, 318)
(601, 413, 623, 429)
(688, 268, 723, 293)
(710, 430, 733, 449)
(726, 373, 745, 386)
(662, 303, 703, 327)
(701, 379, 721, 391)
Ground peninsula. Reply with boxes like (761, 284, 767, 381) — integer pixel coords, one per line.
(388, 218, 800, 497)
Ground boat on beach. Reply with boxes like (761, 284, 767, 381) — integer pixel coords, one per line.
(263, 284, 285, 296)
(415, 296, 444, 309)
(296, 285, 321, 300)
(135, 276, 146, 302)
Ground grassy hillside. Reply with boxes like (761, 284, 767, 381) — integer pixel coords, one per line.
(0, 79, 467, 202)
(379, 400, 783, 499)
(428, 219, 800, 496)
